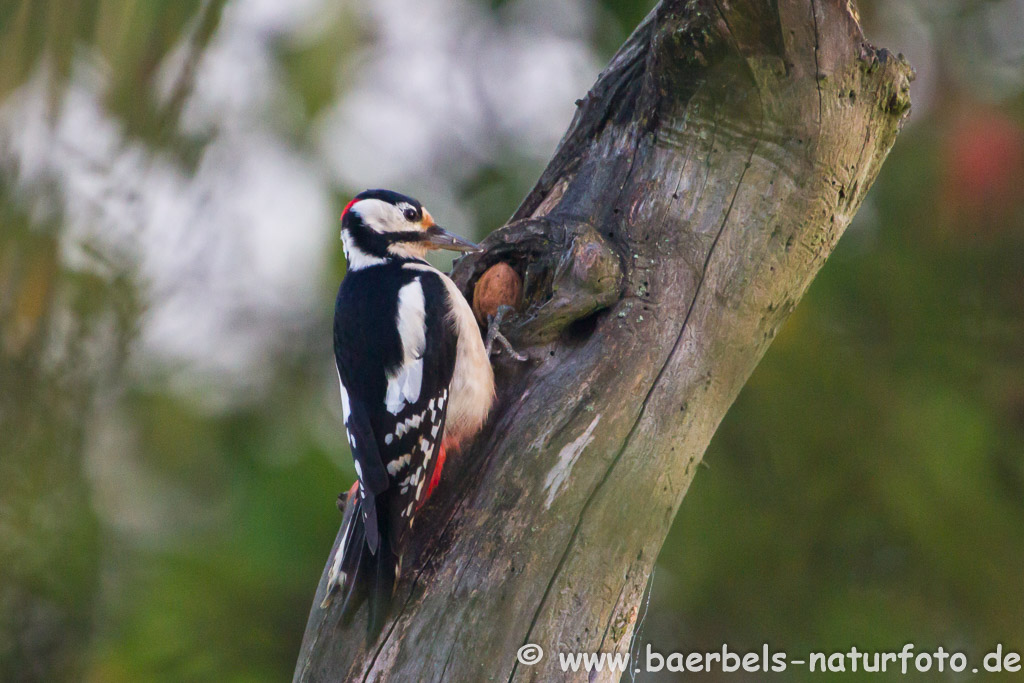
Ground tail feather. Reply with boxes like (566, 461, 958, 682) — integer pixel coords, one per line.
(368, 525, 394, 637)
(336, 516, 365, 619)
(322, 494, 396, 642)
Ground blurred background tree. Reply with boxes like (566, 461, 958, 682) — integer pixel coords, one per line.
(0, 0, 1020, 680)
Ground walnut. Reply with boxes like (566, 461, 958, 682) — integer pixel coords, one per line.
(472, 262, 522, 326)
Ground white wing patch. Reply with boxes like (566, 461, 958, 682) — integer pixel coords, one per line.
(386, 278, 427, 415)
(337, 365, 356, 449)
(348, 198, 410, 233)
(401, 262, 493, 445)
(336, 365, 352, 424)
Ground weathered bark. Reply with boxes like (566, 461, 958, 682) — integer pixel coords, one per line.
(295, 0, 912, 680)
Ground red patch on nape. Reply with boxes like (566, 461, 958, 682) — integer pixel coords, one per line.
(340, 197, 359, 221)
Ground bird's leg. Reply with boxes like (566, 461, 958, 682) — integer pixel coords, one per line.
(485, 305, 527, 361)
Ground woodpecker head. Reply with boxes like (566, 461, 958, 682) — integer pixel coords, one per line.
(340, 189, 478, 268)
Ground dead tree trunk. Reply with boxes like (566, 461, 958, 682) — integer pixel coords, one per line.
(295, 0, 912, 680)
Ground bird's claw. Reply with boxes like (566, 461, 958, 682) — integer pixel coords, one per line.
(485, 305, 527, 361)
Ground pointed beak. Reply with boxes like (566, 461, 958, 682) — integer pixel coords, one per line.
(422, 225, 481, 253)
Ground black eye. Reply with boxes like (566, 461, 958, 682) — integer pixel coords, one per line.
(403, 208, 418, 222)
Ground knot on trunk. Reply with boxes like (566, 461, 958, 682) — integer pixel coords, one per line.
(453, 218, 624, 347)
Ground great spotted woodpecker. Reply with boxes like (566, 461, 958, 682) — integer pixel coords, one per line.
(322, 189, 495, 638)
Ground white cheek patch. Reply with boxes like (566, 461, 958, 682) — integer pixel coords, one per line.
(350, 198, 411, 233)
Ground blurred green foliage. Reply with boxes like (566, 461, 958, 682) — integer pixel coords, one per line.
(0, 0, 1021, 681)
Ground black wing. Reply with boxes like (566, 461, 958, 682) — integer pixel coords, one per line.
(338, 389, 388, 552)
(380, 368, 452, 560)
(334, 263, 457, 560)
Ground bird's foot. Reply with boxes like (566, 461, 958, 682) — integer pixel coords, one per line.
(320, 552, 345, 609)
(485, 305, 527, 361)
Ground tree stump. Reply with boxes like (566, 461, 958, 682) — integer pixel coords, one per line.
(295, 1, 913, 680)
